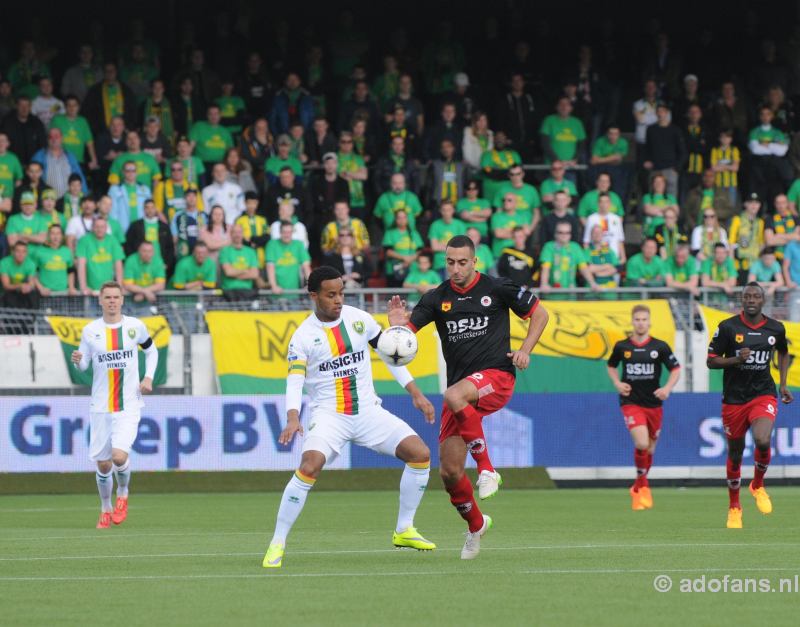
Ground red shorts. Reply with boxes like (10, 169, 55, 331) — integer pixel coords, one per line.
(439, 369, 516, 442)
(722, 395, 778, 440)
(621, 405, 663, 440)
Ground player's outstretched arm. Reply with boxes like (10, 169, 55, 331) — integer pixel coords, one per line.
(778, 350, 794, 404)
(387, 295, 410, 327)
(507, 303, 549, 370)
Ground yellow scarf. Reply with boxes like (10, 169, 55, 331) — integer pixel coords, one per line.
(101, 83, 124, 128)
(440, 161, 457, 204)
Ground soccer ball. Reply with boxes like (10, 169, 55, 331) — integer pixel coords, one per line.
(376, 326, 418, 366)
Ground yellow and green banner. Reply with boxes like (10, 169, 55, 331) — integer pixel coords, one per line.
(205, 311, 440, 394)
(513, 299, 676, 392)
(47, 316, 171, 386)
(700, 305, 800, 391)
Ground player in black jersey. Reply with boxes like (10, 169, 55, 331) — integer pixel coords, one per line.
(607, 304, 681, 511)
(707, 282, 793, 529)
(388, 235, 549, 559)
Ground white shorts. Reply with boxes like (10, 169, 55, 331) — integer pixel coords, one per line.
(302, 404, 418, 463)
(89, 409, 141, 461)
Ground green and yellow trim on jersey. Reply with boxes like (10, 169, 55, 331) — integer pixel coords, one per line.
(324, 323, 360, 415)
(105, 327, 124, 412)
(288, 359, 307, 375)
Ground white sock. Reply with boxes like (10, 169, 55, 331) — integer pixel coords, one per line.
(270, 472, 314, 546)
(113, 459, 131, 498)
(96, 470, 113, 512)
(396, 463, 430, 533)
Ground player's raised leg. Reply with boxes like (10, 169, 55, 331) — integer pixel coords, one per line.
(443, 378, 501, 499)
(725, 437, 745, 528)
(749, 417, 774, 514)
(392, 435, 435, 550)
(263, 450, 324, 568)
(440, 436, 492, 560)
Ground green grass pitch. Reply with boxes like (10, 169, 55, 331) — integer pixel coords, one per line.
(1, 487, 798, 626)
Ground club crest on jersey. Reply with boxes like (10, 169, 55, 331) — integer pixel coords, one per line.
(481, 296, 492, 307)
(441, 301, 452, 312)
(352, 320, 365, 335)
(735, 334, 744, 344)
(624, 351, 632, 358)
(768, 336, 776, 345)
(127, 328, 136, 339)
(650, 350, 659, 359)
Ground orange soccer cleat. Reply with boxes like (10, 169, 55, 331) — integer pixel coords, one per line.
(638, 486, 653, 509)
(96, 512, 112, 529)
(749, 482, 773, 515)
(630, 486, 646, 511)
(726, 507, 743, 529)
(111, 497, 128, 525)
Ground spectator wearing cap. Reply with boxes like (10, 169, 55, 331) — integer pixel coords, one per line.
(444, 72, 478, 125)
(675, 74, 702, 122)
(729, 193, 765, 284)
(189, 104, 234, 171)
(264, 135, 303, 186)
(495, 72, 537, 162)
(31, 127, 87, 199)
(202, 163, 245, 226)
(310, 152, 349, 226)
(6, 191, 48, 248)
(235, 191, 269, 267)
(141, 115, 172, 166)
(304, 116, 337, 166)
(109, 160, 152, 233)
(269, 72, 315, 136)
(154, 158, 203, 222)
(171, 187, 207, 259)
(643, 102, 686, 199)
(39, 188, 65, 230)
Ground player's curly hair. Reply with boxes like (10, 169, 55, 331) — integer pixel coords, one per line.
(308, 266, 342, 293)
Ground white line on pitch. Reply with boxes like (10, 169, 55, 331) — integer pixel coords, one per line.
(2, 542, 800, 562)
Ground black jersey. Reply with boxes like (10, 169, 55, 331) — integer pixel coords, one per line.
(408, 273, 539, 386)
(607, 336, 680, 408)
(707, 313, 788, 405)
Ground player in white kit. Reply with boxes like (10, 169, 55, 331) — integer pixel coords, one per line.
(262, 266, 437, 568)
(71, 281, 158, 528)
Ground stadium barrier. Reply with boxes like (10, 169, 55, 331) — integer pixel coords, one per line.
(2, 394, 799, 480)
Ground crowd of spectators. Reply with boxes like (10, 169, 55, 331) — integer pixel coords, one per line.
(4, 12, 800, 315)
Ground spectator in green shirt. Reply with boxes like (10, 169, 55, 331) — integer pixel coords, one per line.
(107, 130, 161, 188)
(264, 135, 304, 186)
(337, 131, 368, 217)
(492, 164, 542, 232)
(490, 192, 533, 257)
(747, 106, 793, 202)
(577, 172, 624, 222)
(539, 96, 587, 170)
(190, 105, 234, 167)
(39, 188, 66, 231)
(32, 224, 75, 295)
(428, 200, 467, 273)
(6, 192, 48, 249)
(539, 220, 598, 292)
(215, 79, 246, 137)
(642, 173, 679, 236)
(664, 243, 699, 296)
(747, 246, 784, 297)
(625, 238, 667, 287)
(123, 241, 166, 303)
(0, 241, 38, 311)
(382, 210, 424, 287)
(480, 130, 521, 206)
(456, 180, 491, 239)
(50, 96, 97, 167)
(0, 133, 24, 213)
(266, 221, 312, 294)
(589, 124, 629, 202)
(539, 160, 578, 209)
(585, 224, 620, 289)
(172, 241, 217, 290)
(219, 224, 264, 291)
(701, 242, 737, 295)
(403, 253, 440, 295)
(373, 173, 424, 231)
(75, 216, 125, 294)
(467, 227, 495, 273)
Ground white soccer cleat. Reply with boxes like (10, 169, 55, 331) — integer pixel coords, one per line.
(461, 514, 493, 560)
(476, 470, 503, 500)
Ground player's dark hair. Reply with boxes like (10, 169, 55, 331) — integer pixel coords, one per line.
(446, 234, 475, 254)
(308, 266, 342, 293)
(100, 281, 123, 294)
(714, 242, 727, 250)
(745, 281, 765, 295)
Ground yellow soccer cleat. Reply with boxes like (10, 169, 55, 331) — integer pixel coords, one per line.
(262, 542, 285, 568)
(392, 527, 436, 551)
(749, 482, 773, 514)
(638, 486, 653, 509)
(630, 486, 646, 511)
(726, 507, 743, 529)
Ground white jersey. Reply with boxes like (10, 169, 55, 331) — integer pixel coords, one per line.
(76, 316, 152, 413)
(287, 305, 384, 415)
